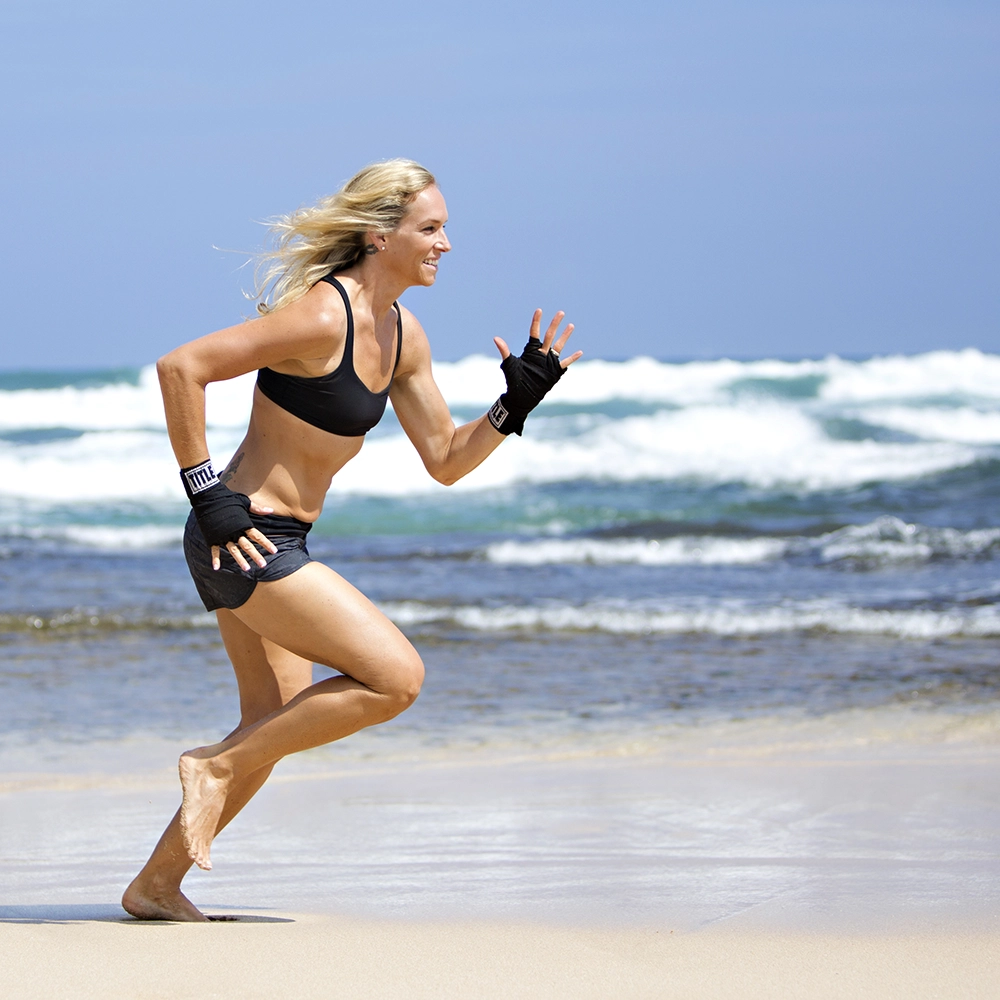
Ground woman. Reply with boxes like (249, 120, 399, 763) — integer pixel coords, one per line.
(121, 159, 580, 921)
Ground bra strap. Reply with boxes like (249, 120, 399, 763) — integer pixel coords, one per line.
(391, 302, 403, 374)
(322, 274, 401, 385)
(321, 275, 355, 361)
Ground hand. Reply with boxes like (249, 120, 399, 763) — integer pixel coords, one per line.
(487, 310, 583, 436)
(493, 309, 583, 368)
(211, 500, 278, 572)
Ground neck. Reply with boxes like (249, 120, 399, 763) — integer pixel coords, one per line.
(338, 258, 409, 318)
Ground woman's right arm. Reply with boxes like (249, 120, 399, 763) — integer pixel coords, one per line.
(157, 293, 340, 462)
(157, 292, 341, 568)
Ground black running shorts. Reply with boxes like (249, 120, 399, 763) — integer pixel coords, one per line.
(183, 508, 313, 612)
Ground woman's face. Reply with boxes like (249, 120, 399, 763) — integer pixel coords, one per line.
(386, 184, 451, 286)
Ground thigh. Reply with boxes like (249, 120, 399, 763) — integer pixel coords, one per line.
(216, 608, 315, 727)
(228, 561, 423, 696)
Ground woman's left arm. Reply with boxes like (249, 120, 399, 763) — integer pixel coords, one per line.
(390, 308, 581, 486)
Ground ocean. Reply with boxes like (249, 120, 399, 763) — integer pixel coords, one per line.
(1, 349, 999, 769)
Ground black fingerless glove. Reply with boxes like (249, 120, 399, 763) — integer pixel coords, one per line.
(180, 460, 253, 548)
(488, 337, 565, 436)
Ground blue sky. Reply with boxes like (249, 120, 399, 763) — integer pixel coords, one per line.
(1, 0, 997, 367)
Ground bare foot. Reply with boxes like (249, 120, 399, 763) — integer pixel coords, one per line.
(178, 749, 232, 871)
(121, 877, 209, 922)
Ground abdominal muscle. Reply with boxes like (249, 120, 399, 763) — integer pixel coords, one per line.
(221, 387, 365, 522)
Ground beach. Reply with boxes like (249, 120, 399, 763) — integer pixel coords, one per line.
(2, 352, 999, 995)
(3, 730, 999, 998)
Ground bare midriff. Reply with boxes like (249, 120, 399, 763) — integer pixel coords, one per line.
(221, 387, 366, 522)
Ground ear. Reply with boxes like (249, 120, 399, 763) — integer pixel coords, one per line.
(362, 232, 387, 257)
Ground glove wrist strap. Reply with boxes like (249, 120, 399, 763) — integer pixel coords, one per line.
(488, 396, 526, 436)
(180, 460, 220, 501)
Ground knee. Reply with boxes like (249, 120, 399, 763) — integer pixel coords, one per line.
(381, 650, 424, 719)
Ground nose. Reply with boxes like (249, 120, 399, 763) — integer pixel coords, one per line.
(437, 230, 452, 253)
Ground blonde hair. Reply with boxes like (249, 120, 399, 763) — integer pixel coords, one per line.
(253, 158, 436, 315)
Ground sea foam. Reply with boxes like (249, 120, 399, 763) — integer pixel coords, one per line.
(855, 406, 1000, 444)
(329, 405, 975, 496)
(486, 537, 789, 567)
(484, 518, 1000, 568)
(381, 596, 1000, 639)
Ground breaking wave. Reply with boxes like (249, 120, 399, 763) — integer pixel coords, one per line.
(1, 350, 999, 502)
(381, 596, 1000, 639)
(485, 518, 1000, 569)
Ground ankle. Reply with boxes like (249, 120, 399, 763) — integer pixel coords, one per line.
(183, 750, 236, 784)
(128, 870, 182, 897)
(205, 755, 236, 783)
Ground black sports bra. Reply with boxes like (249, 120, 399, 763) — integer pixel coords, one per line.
(255, 275, 403, 437)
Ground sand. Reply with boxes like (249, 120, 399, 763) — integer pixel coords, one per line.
(0, 911, 997, 999)
(2, 717, 998, 998)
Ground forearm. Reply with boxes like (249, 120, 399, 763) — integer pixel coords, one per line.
(393, 308, 577, 486)
(156, 352, 213, 468)
(158, 350, 259, 558)
(426, 413, 505, 486)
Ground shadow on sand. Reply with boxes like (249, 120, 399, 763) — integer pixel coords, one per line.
(0, 904, 295, 925)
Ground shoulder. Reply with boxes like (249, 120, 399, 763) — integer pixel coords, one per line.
(252, 280, 349, 368)
(283, 279, 350, 340)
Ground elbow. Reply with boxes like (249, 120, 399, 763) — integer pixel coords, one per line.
(431, 467, 460, 487)
(156, 350, 183, 385)
(156, 349, 203, 390)
(426, 456, 462, 486)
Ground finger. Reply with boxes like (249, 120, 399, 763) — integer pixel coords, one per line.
(211, 545, 221, 572)
(552, 323, 575, 355)
(249, 501, 274, 516)
(528, 308, 543, 341)
(246, 528, 278, 555)
(227, 541, 251, 572)
(238, 535, 269, 569)
(494, 336, 511, 360)
(559, 350, 585, 369)
(541, 311, 566, 351)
